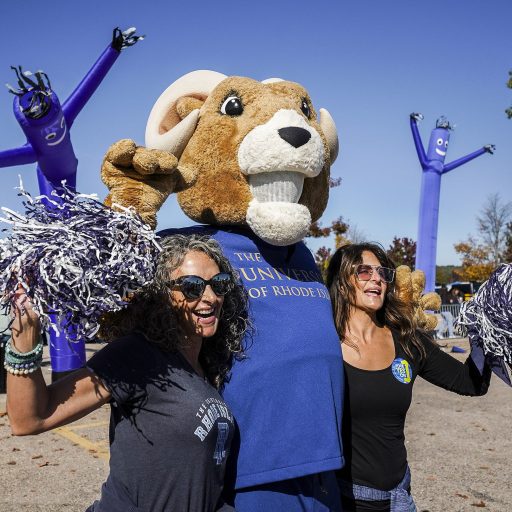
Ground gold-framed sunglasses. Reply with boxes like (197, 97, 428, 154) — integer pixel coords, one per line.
(353, 264, 395, 283)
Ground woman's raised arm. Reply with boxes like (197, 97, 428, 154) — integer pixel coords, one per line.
(6, 290, 110, 435)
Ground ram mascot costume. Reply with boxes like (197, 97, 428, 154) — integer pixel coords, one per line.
(101, 70, 438, 511)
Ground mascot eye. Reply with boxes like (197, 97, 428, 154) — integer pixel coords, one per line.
(444, 140, 449, 148)
(300, 99, 311, 119)
(436, 138, 443, 146)
(220, 96, 244, 116)
(45, 133, 56, 140)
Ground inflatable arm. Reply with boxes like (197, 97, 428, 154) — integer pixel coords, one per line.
(63, 27, 143, 127)
(0, 144, 36, 167)
(443, 145, 494, 174)
(409, 113, 427, 168)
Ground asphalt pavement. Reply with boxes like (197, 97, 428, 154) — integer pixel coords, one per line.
(0, 339, 510, 512)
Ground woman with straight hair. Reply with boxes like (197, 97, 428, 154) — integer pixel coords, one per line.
(326, 242, 491, 512)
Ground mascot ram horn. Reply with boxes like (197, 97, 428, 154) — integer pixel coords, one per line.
(143, 70, 339, 246)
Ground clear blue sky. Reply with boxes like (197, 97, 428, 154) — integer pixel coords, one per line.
(1, 0, 511, 265)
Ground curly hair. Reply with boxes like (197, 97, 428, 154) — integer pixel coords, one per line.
(99, 234, 251, 388)
(325, 242, 427, 361)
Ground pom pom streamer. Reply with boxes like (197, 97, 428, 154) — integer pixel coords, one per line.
(0, 180, 161, 340)
(456, 263, 512, 373)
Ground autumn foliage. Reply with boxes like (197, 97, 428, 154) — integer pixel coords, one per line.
(453, 239, 495, 282)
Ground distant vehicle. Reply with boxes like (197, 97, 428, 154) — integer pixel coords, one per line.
(436, 281, 481, 301)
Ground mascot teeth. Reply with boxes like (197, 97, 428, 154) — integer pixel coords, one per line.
(248, 171, 304, 203)
(237, 109, 325, 179)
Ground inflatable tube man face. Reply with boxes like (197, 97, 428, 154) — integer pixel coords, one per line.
(145, 71, 339, 246)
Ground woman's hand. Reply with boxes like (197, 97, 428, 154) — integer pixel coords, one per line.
(10, 286, 41, 353)
(7, 288, 112, 435)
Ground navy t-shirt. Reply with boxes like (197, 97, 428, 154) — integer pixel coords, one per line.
(159, 225, 344, 489)
(86, 335, 235, 512)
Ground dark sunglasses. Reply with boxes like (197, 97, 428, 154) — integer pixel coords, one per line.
(353, 264, 395, 283)
(166, 272, 233, 300)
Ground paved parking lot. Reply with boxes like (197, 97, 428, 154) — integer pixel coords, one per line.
(0, 339, 510, 511)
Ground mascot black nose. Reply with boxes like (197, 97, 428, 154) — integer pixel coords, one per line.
(278, 127, 311, 148)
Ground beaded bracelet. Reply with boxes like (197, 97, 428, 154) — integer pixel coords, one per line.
(4, 338, 44, 375)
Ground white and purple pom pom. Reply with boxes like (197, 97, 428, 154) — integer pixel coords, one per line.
(456, 263, 512, 370)
(0, 180, 161, 340)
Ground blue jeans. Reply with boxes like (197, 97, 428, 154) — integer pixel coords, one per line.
(339, 466, 416, 512)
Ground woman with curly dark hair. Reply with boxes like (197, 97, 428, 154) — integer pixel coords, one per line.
(326, 242, 491, 512)
(7, 234, 250, 512)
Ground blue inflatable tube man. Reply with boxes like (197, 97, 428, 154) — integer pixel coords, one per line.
(410, 113, 494, 292)
(0, 27, 143, 378)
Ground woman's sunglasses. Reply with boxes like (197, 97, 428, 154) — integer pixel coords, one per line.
(166, 272, 233, 300)
(353, 264, 395, 283)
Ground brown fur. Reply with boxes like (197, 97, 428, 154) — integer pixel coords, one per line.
(176, 77, 331, 225)
(395, 265, 441, 330)
(102, 76, 331, 228)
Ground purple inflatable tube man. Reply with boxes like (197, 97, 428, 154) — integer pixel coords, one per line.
(0, 27, 143, 378)
(410, 113, 494, 293)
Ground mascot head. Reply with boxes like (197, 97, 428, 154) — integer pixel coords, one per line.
(145, 70, 338, 246)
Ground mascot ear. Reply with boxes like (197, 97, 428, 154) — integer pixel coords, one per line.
(145, 70, 227, 157)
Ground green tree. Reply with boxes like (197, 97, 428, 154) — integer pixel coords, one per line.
(453, 238, 494, 282)
(313, 246, 332, 276)
(436, 265, 461, 285)
(476, 193, 512, 266)
(307, 217, 350, 275)
(454, 194, 512, 280)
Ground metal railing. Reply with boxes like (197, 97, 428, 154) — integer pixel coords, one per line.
(440, 304, 461, 318)
(433, 304, 463, 339)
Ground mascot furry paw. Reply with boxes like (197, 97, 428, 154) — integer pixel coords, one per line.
(102, 139, 185, 229)
(395, 265, 441, 331)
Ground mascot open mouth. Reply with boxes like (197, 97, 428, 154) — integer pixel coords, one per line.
(238, 109, 328, 246)
(248, 171, 304, 203)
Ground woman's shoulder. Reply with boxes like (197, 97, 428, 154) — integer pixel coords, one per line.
(94, 333, 148, 354)
(392, 328, 437, 362)
(87, 334, 179, 394)
(414, 329, 439, 351)
(88, 333, 165, 370)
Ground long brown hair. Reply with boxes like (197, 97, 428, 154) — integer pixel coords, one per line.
(325, 242, 426, 360)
